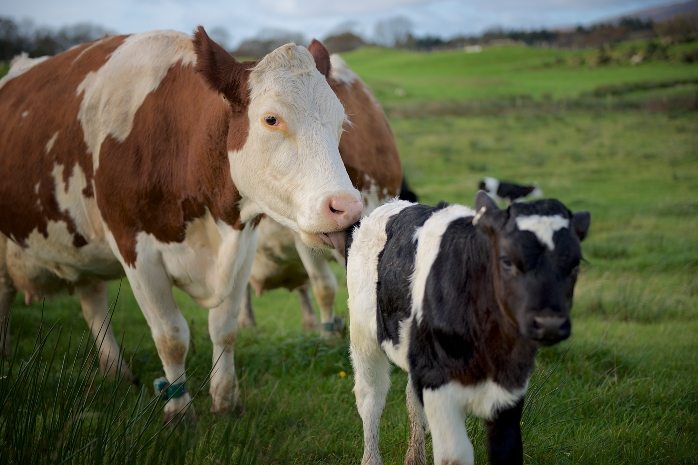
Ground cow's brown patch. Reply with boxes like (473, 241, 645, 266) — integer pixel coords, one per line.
(0, 35, 127, 248)
(155, 336, 187, 365)
(96, 60, 252, 264)
(331, 79, 402, 197)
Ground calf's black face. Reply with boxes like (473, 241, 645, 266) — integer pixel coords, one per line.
(474, 191, 590, 346)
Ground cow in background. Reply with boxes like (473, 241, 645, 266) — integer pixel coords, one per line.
(0, 28, 361, 420)
(238, 53, 403, 334)
(479, 177, 543, 203)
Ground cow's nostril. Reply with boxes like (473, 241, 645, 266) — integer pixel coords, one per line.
(330, 205, 342, 214)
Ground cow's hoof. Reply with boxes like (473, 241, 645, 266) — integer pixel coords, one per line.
(163, 405, 196, 426)
(321, 317, 345, 337)
(211, 401, 244, 416)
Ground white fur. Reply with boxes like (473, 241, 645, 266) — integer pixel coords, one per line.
(348, 199, 413, 354)
(411, 205, 475, 324)
(482, 177, 500, 195)
(230, 43, 360, 243)
(516, 214, 569, 250)
(0, 53, 49, 90)
(347, 199, 412, 465)
(329, 54, 357, 85)
(422, 380, 526, 464)
(77, 30, 196, 171)
(45, 131, 59, 154)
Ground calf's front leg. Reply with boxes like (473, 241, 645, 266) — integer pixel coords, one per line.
(422, 384, 474, 465)
(485, 398, 524, 465)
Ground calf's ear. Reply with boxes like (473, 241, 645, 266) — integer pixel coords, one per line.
(193, 26, 252, 110)
(473, 190, 504, 232)
(572, 211, 591, 241)
(308, 39, 331, 78)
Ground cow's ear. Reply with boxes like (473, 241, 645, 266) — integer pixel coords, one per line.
(473, 190, 504, 232)
(193, 26, 252, 110)
(572, 211, 591, 242)
(308, 39, 331, 78)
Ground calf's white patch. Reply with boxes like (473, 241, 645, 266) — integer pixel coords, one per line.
(515, 214, 569, 251)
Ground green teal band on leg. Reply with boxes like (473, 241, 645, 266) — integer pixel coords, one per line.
(153, 377, 187, 400)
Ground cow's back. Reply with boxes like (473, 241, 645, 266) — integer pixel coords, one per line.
(0, 31, 231, 280)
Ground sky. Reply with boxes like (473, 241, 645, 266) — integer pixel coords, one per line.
(1, 0, 681, 47)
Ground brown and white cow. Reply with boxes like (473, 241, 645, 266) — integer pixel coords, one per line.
(238, 52, 403, 334)
(0, 28, 362, 420)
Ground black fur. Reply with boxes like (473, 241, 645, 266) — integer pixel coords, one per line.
(375, 203, 445, 345)
(407, 217, 536, 398)
(479, 178, 537, 202)
(399, 178, 419, 202)
(486, 398, 524, 465)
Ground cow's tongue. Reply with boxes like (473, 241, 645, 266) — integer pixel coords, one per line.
(321, 231, 346, 258)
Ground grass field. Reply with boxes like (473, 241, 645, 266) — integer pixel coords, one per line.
(1, 41, 697, 464)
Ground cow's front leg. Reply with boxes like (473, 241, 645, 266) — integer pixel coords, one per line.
(423, 384, 474, 465)
(124, 261, 192, 423)
(209, 228, 256, 414)
(78, 281, 136, 384)
(485, 398, 524, 465)
(294, 238, 339, 335)
(208, 296, 243, 414)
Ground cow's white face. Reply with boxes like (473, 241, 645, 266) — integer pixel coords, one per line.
(231, 44, 361, 248)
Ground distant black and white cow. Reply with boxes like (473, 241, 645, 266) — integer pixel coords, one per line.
(346, 191, 590, 465)
(479, 177, 542, 203)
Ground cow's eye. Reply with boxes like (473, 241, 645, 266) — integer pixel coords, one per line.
(264, 115, 278, 126)
(500, 256, 513, 269)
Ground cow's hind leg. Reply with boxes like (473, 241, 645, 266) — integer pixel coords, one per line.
(78, 281, 136, 384)
(295, 239, 339, 335)
(404, 376, 427, 465)
(0, 235, 15, 357)
(350, 331, 391, 465)
(237, 285, 256, 328)
(296, 284, 319, 331)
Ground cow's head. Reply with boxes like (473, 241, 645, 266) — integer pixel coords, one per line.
(473, 191, 590, 346)
(193, 27, 361, 250)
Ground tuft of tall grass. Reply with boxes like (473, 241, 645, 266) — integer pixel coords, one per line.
(0, 308, 262, 465)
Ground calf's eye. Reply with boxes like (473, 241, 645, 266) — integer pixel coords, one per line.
(500, 256, 513, 269)
(264, 115, 278, 126)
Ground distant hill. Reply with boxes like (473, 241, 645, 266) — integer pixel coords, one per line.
(610, 0, 698, 22)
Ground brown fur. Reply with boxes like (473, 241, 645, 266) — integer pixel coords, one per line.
(330, 78, 402, 196)
(96, 61, 247, 264)
(0, 35, 126, 248)
(308, 39, 331, 78)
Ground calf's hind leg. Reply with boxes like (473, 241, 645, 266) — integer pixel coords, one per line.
(404, 376, 427, 465)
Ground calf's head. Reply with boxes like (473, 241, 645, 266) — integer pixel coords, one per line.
(193, 27, 361, 249)
(473, 191, 590, 345)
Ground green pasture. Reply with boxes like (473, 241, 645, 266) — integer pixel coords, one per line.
(1, 42, 697, 464)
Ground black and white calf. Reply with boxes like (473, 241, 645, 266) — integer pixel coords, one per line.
(346, 192, 590, 465)
(479, 177, 543, 203)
